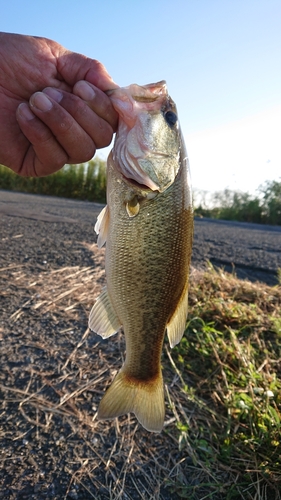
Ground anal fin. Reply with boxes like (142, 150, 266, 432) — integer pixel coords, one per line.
(166, 280, 189, 348)
(88, 288, 121, 338)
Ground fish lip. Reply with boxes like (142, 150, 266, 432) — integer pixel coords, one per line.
(105, 81, 167, 101)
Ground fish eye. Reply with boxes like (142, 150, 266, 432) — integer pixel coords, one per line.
(164, 111, 178, 127)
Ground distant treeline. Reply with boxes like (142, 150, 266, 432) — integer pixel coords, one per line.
(1, 161, 281, 225)
(0, 159, 107, 203)
(194, 180, 281, 226)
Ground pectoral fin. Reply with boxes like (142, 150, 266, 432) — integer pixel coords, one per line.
(94, 205, 109, 248)
(166, 281, 189, 348)
(126, 196, 140, 218)
(88, 288, 121, 338)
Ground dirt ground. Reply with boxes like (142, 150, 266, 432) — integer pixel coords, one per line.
(0, 190, 280, 499)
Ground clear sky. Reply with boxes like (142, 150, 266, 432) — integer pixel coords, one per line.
(2, 0, 281, 194)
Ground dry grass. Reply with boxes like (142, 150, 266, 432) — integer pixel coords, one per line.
(1, 251, 281, 499)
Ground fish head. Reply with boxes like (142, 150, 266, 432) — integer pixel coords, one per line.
(107, 81, 182, 193)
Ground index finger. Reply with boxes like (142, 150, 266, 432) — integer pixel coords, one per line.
(73, 81, 119, 131)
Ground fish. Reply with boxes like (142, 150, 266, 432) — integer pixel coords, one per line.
(88, 80, 193, 433)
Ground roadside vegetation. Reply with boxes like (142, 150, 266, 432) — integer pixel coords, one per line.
(168, 263, 281, 499)
(1, 161, 281, 225)
(194, 180, 281, 225)
(0, 159, 107, 203)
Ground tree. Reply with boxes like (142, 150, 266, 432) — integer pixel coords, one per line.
(260, 179, 281, 225)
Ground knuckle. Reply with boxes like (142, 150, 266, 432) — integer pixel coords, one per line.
(81, 143, 96, 162)
(92, 59, 105, 73)
(70, 140, 96, 164)
(95, 123, 114, 148)
(75, 98, 91, 120)
(31, 124, 53, 144)
(52, 155, 66, 170)
(39, 150, 67, 171)
(57, 115, 74, 135)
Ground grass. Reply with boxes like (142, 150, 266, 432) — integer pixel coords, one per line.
(167, 264, 281, 499)
(1, 256, 281, 499)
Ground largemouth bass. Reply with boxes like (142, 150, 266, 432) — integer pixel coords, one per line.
(89, 81, 193, 432)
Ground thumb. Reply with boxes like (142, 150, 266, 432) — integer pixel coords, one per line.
(85, 65, 119, 92)
(58, 50, 119, 92)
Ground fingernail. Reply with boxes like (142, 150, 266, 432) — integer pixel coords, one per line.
(75, 81, 96, 101)
(30, 92, 53, 112)
(43, 87, 63, 103)
(17, 103, 35, 121)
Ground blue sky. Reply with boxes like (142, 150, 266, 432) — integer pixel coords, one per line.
(2, 0, 281, 194)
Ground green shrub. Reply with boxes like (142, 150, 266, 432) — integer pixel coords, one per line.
(194, 180, 281, 225)
(0, 158, 107, 203)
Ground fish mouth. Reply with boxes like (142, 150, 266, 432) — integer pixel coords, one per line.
(132, 95, 158, 103)
(121, 172, 159, 193)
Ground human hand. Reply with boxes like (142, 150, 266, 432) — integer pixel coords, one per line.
(0, 32, 118, 176)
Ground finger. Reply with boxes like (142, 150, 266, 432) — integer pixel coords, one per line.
(16, 102, 69, 176)
(73, 81, 118, 131)
(58, 51, 119, 92)
(43, 85, 117, 147)
(29, 91, 97, 162)
(85, 63, 119, 92)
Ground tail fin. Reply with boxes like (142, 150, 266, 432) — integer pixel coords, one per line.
(98, 369, 165, 433)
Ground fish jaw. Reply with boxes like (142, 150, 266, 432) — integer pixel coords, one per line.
(106, 80, 168, 127)
(108, 81, 181, 193)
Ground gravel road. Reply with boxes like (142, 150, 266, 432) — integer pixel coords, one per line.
(1, 190, 280, 285)
(0, 189, 280, 500)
